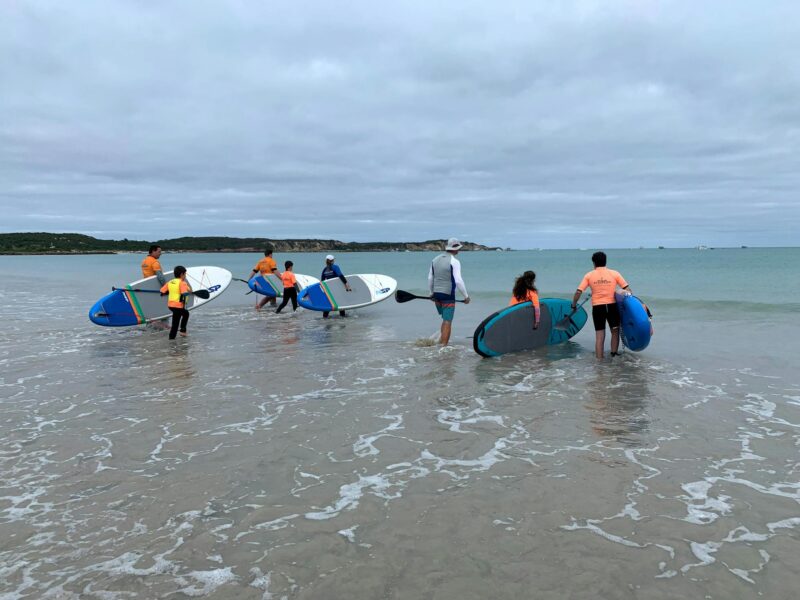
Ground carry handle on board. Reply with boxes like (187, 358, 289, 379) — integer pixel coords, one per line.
(553, 295, 591, 331)
(112, 287, 211, 300)
(395, 289, 467, 304)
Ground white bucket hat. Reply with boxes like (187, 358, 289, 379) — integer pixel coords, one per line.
(325, 254, 335, 261)
(445, 238, 463, 251)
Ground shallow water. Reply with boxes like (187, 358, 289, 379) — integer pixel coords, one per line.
(1, 249, 799, 599)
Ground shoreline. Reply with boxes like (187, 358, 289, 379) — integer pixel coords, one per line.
(0, 248, 507, 256)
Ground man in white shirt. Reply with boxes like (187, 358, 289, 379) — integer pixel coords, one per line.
(428, 238, 470, 345)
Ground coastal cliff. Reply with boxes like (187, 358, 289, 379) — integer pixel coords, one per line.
(0, 233, 500, 254)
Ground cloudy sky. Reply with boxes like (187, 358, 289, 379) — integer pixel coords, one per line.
(1, 0, 798, 248)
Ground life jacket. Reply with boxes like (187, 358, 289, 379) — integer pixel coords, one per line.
(166, 278, 187, 308)
(430, 253, 455, 297)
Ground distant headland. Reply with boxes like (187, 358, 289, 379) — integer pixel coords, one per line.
(0, 233, 502, 255)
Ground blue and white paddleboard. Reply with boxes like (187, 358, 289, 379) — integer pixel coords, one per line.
(297, 274, 397, 312)
(473, 298, 588, 357)
(248, 273, 318, 297)
(89, 266, 232, 327)
(616, 292, 652, 351)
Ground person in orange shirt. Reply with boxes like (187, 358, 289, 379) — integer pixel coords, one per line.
(141, 245, 166, 285)
(247, 247, 279, 310)
(571, 251, 632, 359)
(275, 261, 299, 313)
(509, 270, 540, 329)
(160, 265, 192, 339)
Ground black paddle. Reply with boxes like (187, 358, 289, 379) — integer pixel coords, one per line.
(395, 290, 467, 304)
(554, 295, 591, 331)
(113, 287, 211, 300)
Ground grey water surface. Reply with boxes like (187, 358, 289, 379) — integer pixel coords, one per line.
(1, 249, 798, 599)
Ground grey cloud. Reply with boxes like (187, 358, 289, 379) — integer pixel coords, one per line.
(1, 0, 799, 248)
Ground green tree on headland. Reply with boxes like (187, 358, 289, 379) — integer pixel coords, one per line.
(0, 233, 498, 254)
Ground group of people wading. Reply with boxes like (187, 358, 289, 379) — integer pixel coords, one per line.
(246, 248, 352, 317)
(141, 240, 638, 358)
(427, 238, 636, 358)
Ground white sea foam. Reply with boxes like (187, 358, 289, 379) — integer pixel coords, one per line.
(353, 413, 404, 457)
(338, 525, 358, 542)
(176, 567, 237, 597)
(305, 474, 396, 520)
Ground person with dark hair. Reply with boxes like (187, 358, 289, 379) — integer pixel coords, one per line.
(571, 251, 631, 359)
(160, 265, 192, 339)
(321, 255, 351, 318)
(248, 247, 278, 310)
(141, 245, 166, 285)
(509, 270, 540, 329)
(275, 261, 299, 313)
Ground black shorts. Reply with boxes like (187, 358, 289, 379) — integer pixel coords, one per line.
(592, 303, 620, 331)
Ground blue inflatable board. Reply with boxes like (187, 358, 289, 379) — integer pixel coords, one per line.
(615, 292, 652, 351)
(473, 298, 588, 357)
(89, 266, 232, 327)
(297, 274, 397, 312)
(248, 274, 282, 298)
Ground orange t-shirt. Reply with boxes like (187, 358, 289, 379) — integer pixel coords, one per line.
(141, 255, 162, 278)
(254, 256, 277, 275)
(509, 289, 540, 308)
(578, 267, 628, 306)
(281, 271, 297, 288)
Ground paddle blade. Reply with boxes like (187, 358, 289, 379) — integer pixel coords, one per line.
(192, 289, 211, 300)
(395, 289, 429, 303)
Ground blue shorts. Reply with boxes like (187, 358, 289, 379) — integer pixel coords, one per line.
(435, 300, 455, 322)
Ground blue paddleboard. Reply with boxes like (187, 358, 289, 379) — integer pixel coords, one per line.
(248, 274, 319, 298)
(615, 293, 652, 351)
(248, 274, 283, 297)
(89, 266, 232, 327)
(473, 298, 588, 357)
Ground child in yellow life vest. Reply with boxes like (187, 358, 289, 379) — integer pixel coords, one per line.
(275, 261, 299, 313)
(160, 265, 192, 339)
(509, 270, 540, 329)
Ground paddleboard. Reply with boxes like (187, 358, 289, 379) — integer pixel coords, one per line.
(248, 273, 319, 297)
(473, 298, 588, 358)
(89, 266, 232, 327)
(297, 274, 398, 312)
(616, 292, 652, 351)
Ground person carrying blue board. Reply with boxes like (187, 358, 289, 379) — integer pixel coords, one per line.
(509, 270, 540, 330)
(248, 247, 279, 311)
(429, 238, 470, 346)
(321, 254, 351, 318)
(571, 251, 632, 359)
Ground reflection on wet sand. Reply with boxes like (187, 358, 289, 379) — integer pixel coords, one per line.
(585, 359, 652, 447)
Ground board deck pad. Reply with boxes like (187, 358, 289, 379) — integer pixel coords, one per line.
(473, 298, 588, 357)
(89, 266, 232, 327)
(248, 273, 318, 297)
(616, 293, 652, 351)
(297, 274, 396, 311)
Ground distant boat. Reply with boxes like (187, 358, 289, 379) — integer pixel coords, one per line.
(741, 245, 748, 249)
(658, 246, 665, 249)
(696, 245, 709, 250)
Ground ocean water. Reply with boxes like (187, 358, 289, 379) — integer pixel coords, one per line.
(0, 248, 798, 599)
